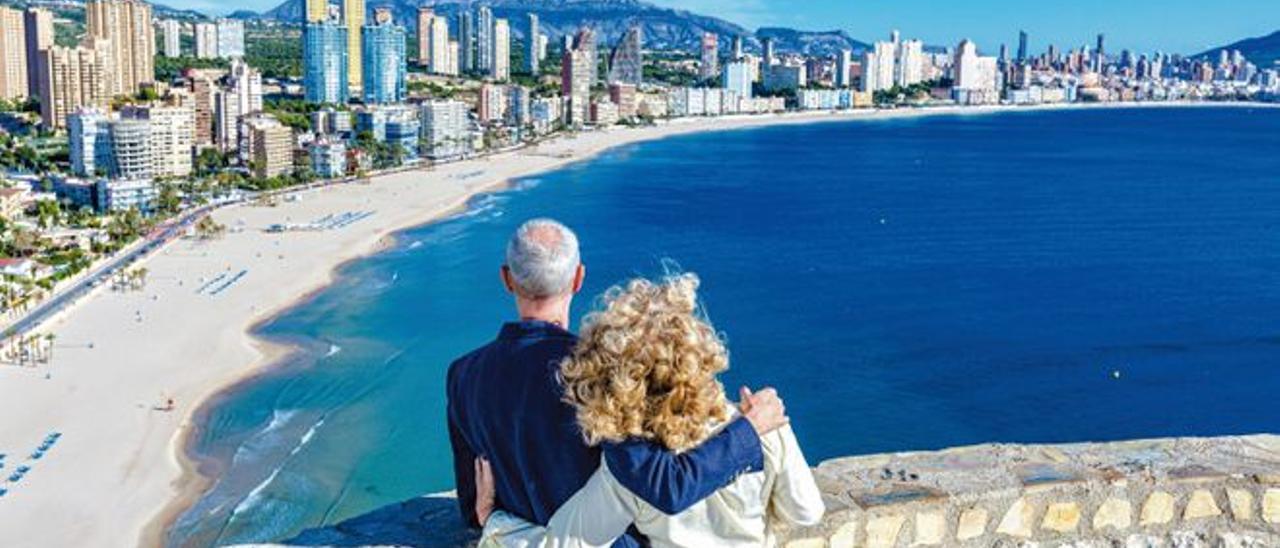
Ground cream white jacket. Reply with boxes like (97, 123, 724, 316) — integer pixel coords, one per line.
(480, 412, 824, 548)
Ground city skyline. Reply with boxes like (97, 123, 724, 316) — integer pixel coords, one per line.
(154, 0, 1280, 57)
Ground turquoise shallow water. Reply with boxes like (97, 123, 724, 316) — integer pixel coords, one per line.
(168, 107, 1280, 546)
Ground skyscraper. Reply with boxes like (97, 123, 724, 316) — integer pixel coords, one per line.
(416, 7, 432, 67)
(194, 22, 218, 59)
(834, 49, 852, 88)
(306, 0, 328, 23)
(427, 15, 452, 75)
(1094, 33, 1106, 72)
(699, 33, 718, 81)
(304, 20, 349, 104)
(895, 39, 924, 86)
(457, 11, 474, 73)
(476, 6, 494, 75)
(732, 35, 743, 60)
(161, 19, 181, 58)
(762, 37, 775, 67)
(561, 46, 591, 126)
(23, 8, 53, 99)
(122, 104, 195, 179)
(0, 6, 26, 100)
(723, 60, 753, 98)
(1017, 31, 1028, 63)
(607, 26, 642, 86)
(35, 42, 110, 129)
(345, 0, 364, 89)
(492, 18, 510, 81)
(68, 108, 110, 177)
(362, 8, 405, 104)
(85, 0, 154, 97)
(216, 19, 246, 58)
(526, 14, 539, 74)
(574, 28, 598, 87)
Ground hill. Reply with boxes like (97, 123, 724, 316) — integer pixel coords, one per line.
(256, 0, 870, 55)
(1197, 30, 1280, 68)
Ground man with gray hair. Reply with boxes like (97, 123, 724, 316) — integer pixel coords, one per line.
(447, 218, 789, 546)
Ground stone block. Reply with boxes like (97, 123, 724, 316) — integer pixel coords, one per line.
(1041, 501, 1081, 533)
(1226, 489, 1253, 522)
(956, 508, 988, 541)
(996, 497, 1036, 538)
(912, 511, 946, 546)
(1140, 491, 1176, 526)
(1264, 489, 1280, 524)
(1182, 489, 1220, 520)
(865, 514, 906, 548)
(829, 520, 859, 548)
(1094, 498, 1133, 531)
(786, 538, 826, 548)
(1125, 534, 1167, 548)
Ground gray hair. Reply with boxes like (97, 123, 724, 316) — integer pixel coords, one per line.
(505, 218, 581, 298)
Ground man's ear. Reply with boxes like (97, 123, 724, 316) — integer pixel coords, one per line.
(500, 265, 516, 294)
(571, 263, 586, 294)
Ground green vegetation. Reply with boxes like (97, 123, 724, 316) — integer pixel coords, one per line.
(0, 133, 56, 173)
(155, 56, 230, 82)
(245, 27, 303, 80)
(0, 97, 39, 114)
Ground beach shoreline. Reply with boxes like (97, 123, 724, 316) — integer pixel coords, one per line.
(0, 101, 1272, 548)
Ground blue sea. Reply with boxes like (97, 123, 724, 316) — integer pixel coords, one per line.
(168, 107, 1280, 546)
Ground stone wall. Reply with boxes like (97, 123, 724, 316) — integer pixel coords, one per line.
(267, 435, 1280, 547)
(778, 435, 1280, 548)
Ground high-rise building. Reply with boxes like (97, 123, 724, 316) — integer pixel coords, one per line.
(189, 75, 216, 145)
(85, 0, 154, 97)
(419, 99, 469, 159)
(859, 51, 879, 92)
(866, 34, 897, 92)
(216, 19, 245, 58)
(1017, 31, 1028, 63)
(240, 114, 293, 179)
(1094, 33, 1106, 72)
(722, 60, 754, 98)
(228, 59, 263, 115)
(526, 14, 540, 74)
(416, 7, 432, 67)
(762, 37, 775, 67)
(0, 6, 27, 100)
(35, 43, 110, 129)
(68, 108, 111, 176)
(895, 39, 924, 86)
(105, 118, 153, 180)
(476, 6, 494, 75)
(214, 89, 241, 152)
(23, 8, 53, 100)
(477, 83, 506, 122)
(304, 21, 349, 104)
(361, 8, 406, 104)
(699, 33, 718, 81)
(732, 35, 743, 60)
(344, 0, 365, 89)
(607, 83, 636, 119)
(306, 0, 328, 23)
(457, 10, 474, 73)
(491, 18, 510, 81)
(507, 85, 530, 127)
(574, 28, 598, 87)
(427, 15, 452, 75)
(834, 49, 852, 88)
(953, 39, 998, 104)
(561, 47, 591, 126)
(607, 26, 642, 86)
(122, 105, 194, 179)
(194, 23, 218, 59)
(161, 19, 182, 58)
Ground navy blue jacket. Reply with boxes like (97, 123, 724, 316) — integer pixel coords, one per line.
(447, 321, 764, 543)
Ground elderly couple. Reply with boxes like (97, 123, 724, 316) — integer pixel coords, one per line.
(447, 218, 824, 547)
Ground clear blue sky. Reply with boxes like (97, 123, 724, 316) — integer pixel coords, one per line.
(646, 0, 1278, 55)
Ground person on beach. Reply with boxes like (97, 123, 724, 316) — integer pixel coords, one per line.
(473, 274, 825, 547)
(447, 219, 791, 547)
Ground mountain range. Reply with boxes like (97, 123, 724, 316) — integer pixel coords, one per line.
(253, 0, 872, 56)
(1195, 30, 1280, 68)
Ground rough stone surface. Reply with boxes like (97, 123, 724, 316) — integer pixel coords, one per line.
(912, 511, 946, 545)
(865, 514, 906, 548)
(1042, 501, 1082, 533)
(997, 497, 1037, 538)
(1183, 490, 1221, 520)
(828, 520, 859, 548)
(785, 539, 825, 548)
(1141, 491, 1177, 526)
(1227, 489, 1254, 522)
(1094, 498, 1134, 531)
(956, 507, 989, 541)
(1264, 489, 1280, 524)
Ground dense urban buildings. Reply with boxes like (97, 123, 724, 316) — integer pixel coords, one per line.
(304, 18, 349, 104)
(361, 8, 406, 104)
(85, 0, 155, 97)
(526, 14, 540, 74)
(0, 6, 27, 100)
(607, 27, 643, 86)
(161, 19, 182, 58)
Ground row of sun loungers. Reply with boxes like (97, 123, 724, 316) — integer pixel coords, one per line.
(1, 432, 62, 497)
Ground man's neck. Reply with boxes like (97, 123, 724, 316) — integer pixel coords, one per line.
(515, 296, 571, 330)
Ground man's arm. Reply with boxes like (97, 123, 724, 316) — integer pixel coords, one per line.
(449, 406, 481, 528)
(602, 387, 789, 515)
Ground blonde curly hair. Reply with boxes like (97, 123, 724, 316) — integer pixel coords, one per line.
(559, 273, 730, 453)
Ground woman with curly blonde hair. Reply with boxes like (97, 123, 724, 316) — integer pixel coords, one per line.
(476, 273, 824, 547)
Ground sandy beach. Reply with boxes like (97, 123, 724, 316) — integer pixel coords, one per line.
(0, 101, 1270, 547)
